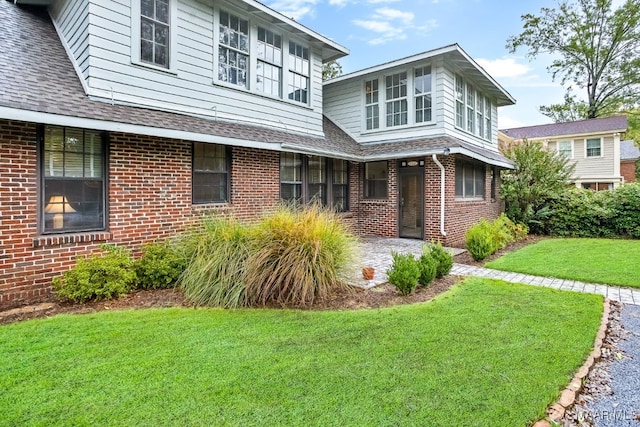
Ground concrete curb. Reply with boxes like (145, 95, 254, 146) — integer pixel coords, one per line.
(532, 298, 611, 427)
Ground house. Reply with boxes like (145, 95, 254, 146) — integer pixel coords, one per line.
(0, 0, 515, 307)
(620, 140, 640, 183)
(500, 116, 628, 190)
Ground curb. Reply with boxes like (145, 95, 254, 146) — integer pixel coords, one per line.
(532, 298, 611, 427)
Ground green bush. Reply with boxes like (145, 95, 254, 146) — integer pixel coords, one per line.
(244, 204, 356, 307)
(428, 241, 453, 278)
(179, 217, 251, 308)
(134, 241, 187, 290)
(546, 188, 614, 237)
(465, 221, 496, 261)
(52, 245, 136, 303)
(610, 183, 640, 238)
(386, 252, 421, 295)
(418, 250, 438, 287)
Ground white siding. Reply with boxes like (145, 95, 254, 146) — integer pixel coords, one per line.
(50, 0, 326, 136)
(51, 0, 90, 83)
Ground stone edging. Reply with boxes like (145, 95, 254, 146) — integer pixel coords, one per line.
(532, 298, 611, 427)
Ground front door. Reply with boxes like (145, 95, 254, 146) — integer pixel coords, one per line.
(398, 163, 424, 239)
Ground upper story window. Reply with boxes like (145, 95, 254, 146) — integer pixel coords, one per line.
(365, 79, 380, 130)
(193, 143, 229, 204)
(586, 138, 602, 157)
(256, 28, 282, 97)
(288, 42, 310, 104)
(364, 161, 388, 199)
(218, 11, 249, 88)
(414, 66, 432, 123)
(484, 97, 492, 140)
(455, 75, 465, 129)
(455, 74, 492, 141)
(466, 83, 475, 133)
(558, 140, 573, 158)
(476, 94, 485, 138)
(41, 126, 105, 234)
(386, 72, 408, 127)
(140, 0, 170, 68)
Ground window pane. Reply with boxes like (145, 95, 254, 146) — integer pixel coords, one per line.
(193, 143, 229, 204)
(586, 138, 601, 157)
(474, 165, 485, 197)
(280, 152, 301, 182)
(455, 162, 463, 197)
(364, 161, 387, 199)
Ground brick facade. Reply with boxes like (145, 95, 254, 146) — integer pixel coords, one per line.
(621, 160, 637, 183)
(0, 119, 504, 307)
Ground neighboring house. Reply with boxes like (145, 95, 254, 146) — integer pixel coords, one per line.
(500, 116, 628, 191)
(0, 0, 514, 306)
(620, 140, 640, 183)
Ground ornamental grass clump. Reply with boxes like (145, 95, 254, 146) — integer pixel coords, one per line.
(244, 204, 356, 306)
(179, 217, 251, 308)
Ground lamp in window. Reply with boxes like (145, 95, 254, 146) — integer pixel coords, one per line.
(44, 196, 75, 229)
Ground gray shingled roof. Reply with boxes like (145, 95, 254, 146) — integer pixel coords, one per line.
(0, 1, 511, 168)
(501, 116, 628, 140)
(621, 140, 640, 161)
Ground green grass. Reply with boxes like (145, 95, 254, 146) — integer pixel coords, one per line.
(0, 278, 602, 427)
(486, 238, 640, 288)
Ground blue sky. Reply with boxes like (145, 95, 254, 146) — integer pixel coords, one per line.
(266, 0, 622, 129)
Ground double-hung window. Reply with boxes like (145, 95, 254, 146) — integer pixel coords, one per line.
(365, 79, 380, 130)
(558, 141, 573, 158)
(466, 83, 475, 133)
(193, 143, 229, 204)
(332, 160, 349, 212)
(256, 27, 282, 97)
(414, 66, 432, 123)
(484, 98, 492, 140)
(386, 72, 408, 127)
(586, 138, 602, 157)
(476, 94, 485, 137)
(140, 0, 170, 68)
(364, 161, 388, 199)
(218, 10, 249, 88)
(455, 75, 465, 129)
(288, 42, 309, 103)
(455, 160, 485, 199)
(41, 126, 105, 233)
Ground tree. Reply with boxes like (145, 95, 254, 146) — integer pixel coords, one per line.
(538, 90, 590, 123)
(507, 0, 640, 119)
(501, 139, 575, 231)
(322, 60, 342, 81)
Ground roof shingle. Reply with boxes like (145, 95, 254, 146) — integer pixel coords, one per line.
(501, 116, 628, 140)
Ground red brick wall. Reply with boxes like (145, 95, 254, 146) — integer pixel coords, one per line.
(354, 160, 399, 237)
(621, 160, 637, 183)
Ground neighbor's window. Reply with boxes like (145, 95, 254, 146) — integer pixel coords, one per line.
(455, 160, 485, 199)
(41, 126, 105, 233)
(414, 66, 432, 123)
(193, 143, 229, 204)
(288, 41, 309, 103)
(386, 72, 408, 127)
(218, 10, 249, 88)
(365, 79, 380, 130)
(558, 140, 573, 158)
(256, 27, 282, 97)
(586, 138, 602, 157)
(364, 161, 388, 199)
(140, 0, 170, 68)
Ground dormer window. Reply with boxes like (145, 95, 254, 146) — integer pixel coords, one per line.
(218, 11, 249, 88)
(140, 0, 170, 68)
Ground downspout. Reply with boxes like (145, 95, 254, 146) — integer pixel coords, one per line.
(432, 151, 449, 237)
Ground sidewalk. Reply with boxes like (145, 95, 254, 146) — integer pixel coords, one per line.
(351, 237, 640, 306)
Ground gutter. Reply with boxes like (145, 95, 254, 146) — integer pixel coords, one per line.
(431, 151, 449, 237)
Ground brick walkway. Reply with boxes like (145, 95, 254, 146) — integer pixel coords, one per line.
(351, 238, 640, 306)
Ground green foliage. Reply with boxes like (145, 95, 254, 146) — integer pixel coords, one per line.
(610, 182, 640, 238)
(427, 241, 454, 278)
(179, 217, 251, 308)
(134, 241, 187, 290)
(501, 138, 575, 231)
(322, 60, 342, 81)
(507, 0, 640, 119)
(545, 188, 614, 237)
(386, 252, 421, 295)
(465, 220, 497, 261)
(244, 204, 356, 306)
(52, 245, 136, 303)
(418, 250, 438, 287)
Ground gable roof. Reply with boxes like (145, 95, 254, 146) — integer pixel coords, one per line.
(621, 140, 640, 161)
(0, 1, 511, 168)
(500, 116, 628, 140)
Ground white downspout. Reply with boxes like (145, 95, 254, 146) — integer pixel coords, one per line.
(432, 153, 447, 237)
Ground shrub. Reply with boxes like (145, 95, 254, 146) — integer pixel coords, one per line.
(244, 204, 356, 306)
(134, 241, 187, 290)
(418, 250, 438, 287)
(610, 183, 640, 238)
(52, 245, 136, 303)
(428, 241, 453, 278)
(546, 188, 614, 237)
(386, 252, 421, 295)
(179, 217, 251, 308)
(465, 221, 496, 261)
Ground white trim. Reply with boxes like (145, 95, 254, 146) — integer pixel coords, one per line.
(49, 9, 90, 95)
(557, 140, 574, 159)
(131, 0, 178, 72)
(585, 137, 603, 158)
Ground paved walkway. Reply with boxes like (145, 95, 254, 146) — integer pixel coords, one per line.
(351, 237, 640, 306)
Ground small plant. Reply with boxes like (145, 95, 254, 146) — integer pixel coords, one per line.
(418, 250, 438, 287)
(52, 245, 136, 303)
(134, 241, 187, 290)
(465, 220, 496, 261)
(386, 252, 421, 295)
(428, 241, 453, 278)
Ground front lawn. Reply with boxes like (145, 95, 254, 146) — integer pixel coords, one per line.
(486, 238, 640, 288)
(0, 278, 602, 426)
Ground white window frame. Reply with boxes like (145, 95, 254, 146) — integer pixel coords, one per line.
(256, 27, 283, 98)
(557, 140, 574, 159)
(476, 93, 484, 137)
(131, 0, 178, 73)
(414, 66, 433, 124)
(454, 74, 492, 141)
(217, 9, 250, 89)
(585, 137, 603, 158)
(484, 97, 492, 140)
(385, 71, 408, 127)
(466, 83, 475, 134)
(455, 74, 465, 129)
(287, 40, 310, 104)
(364, 79, 380, 130)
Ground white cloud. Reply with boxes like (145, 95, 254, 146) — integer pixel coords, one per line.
(352, 5, 435, 45)
(268, 0, 318, 20)
(497, 115, 526, 129)
(476, 57, 531, 79)
(373, 7, 414, 24)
